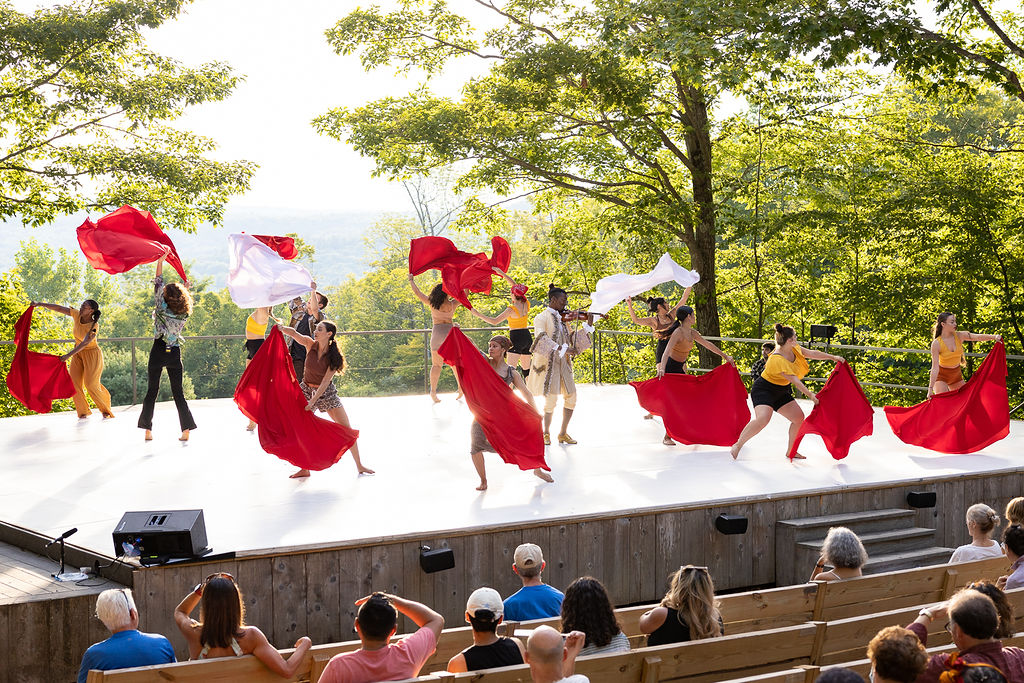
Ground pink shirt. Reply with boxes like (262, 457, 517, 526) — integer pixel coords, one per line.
(319, 627, 438, 683)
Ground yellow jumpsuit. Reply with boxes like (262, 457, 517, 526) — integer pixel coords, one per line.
(70, 316, 113, 417)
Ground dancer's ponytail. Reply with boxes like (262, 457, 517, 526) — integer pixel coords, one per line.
(322, 321, 347, 374)
(773, 323, 795, 346)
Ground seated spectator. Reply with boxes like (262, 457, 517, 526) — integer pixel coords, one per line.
(78, 588, 175, 683)
(173, 573, 311, 676)
(525, 625, 588, 683)
(950, 504, 1004, 563)
(867, 626, 927, 683)
(998, 525, 1024, 591)
(319, 591, 444, 683)
(816, 669, 866, 683)
(811, 526, 868, 582)
(968, 581, 1016, 639)
(639, 565, 724, 646)
(1006, 498, 1024, 527)
(504, 543, 564, 622)
(749, 341, 774, 381)
(560, 576, 629, 656)
(448, 587, 525, 673)
(907, 589, 1024, 683)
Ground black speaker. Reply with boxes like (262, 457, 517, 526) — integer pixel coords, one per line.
(715, 514, 748, 535)
(907, 491, 937, 508)
(113, 510, 208, 561)
(419, 546, 455, 573)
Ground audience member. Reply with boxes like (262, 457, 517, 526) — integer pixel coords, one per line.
(950, 504, 1004, 563)
(173, 573, 310, 676)
(639, 565, 724, 645)
(1006, 498, 1024, 527)
(448, 587, 525, 673)
(968, 581, 1016, 639)
(525, 625, 588, 683)
(815, 668, 866, 683)
(560, 576, 629, 656)
(867, 626, 927, 683)
(78, 588, 175, 683)
(811, 526, 868, 582)
(998, 525, 1024, 591)
(749, 341, 775, 380)
(907, 589, 1024, 683)
(504, 543, 564, 622)
(319, 592, 444, 683)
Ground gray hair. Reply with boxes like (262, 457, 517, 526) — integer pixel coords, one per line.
(822, 526, 868, 569)
(967, 503, 1000, 535)
(95, 588, 136, 632)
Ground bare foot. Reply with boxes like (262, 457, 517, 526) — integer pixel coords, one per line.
(534, 468, 554, 483)
(289, 468, 311, 478)
(102, 413, 115, 419)
(430, 393, 441, 403)
(477, 480, 488, 491)
(144, 430, 153, 442)
(246, 421, 256, 431)
(662, 435, 675, 446)
(357, 466, 375, 475)
(78, 414, 89, 420)
(456, 390, 464, 400)
(730, 444, 740, 460)
(790, 452, 807, 460)
(179, 430, 190, 442)
(643, 413, 655, 420)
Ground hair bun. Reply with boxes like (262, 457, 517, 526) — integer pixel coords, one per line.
(774, 323, 785, 333)
(548, 283, 556, 292)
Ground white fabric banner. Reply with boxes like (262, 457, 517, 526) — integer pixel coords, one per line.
(227, 233, 314, 308)
(588, 253, 700, 315)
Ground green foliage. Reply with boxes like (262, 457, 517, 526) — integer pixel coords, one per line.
(0, 0, 255, 230)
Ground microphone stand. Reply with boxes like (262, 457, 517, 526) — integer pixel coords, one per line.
(50, 536, 89, 583)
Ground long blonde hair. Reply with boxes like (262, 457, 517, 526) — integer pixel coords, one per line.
(661, 565, 722, 640)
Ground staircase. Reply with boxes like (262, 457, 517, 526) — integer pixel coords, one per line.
(775, 509, 954, 586)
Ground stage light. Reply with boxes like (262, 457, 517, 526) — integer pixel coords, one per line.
(112, 510, 210, 566)
(906, 491, 937, 508)
(419, 545, 455, 573)
(810, 324, 839, 344)
(714, 514, 748, 535)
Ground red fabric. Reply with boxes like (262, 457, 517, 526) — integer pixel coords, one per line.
(438, 328, 548, 471)
(408, 236, 512, 308)
(884, 341, 1009, 454)
(5, 306, 77, 414)
(76, 205, 187, 282)
(629, 365, 751, 446)
(252, 235, 298, 260)
(234, 326, 358, 471)
(787, 362, 874, 460)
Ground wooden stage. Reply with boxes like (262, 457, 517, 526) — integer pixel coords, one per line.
(2, 383, 1023, 666)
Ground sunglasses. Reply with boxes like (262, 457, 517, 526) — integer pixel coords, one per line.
(204, 572, 234, 584)
(681, 565, 709, 573)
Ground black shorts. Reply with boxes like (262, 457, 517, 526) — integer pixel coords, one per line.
(509, 328, 533, 355)
(245, 338, 264, 360)
(664, 357, 687, 374)
(750, 377, 795, 411)
(655, 338, 670, 364)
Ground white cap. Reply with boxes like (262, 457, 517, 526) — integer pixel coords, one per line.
(466, 587, 503, 619)
(514, 543, 544, 571)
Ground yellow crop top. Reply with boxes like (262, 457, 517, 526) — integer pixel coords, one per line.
(761, 345, 809, 386)
(507, 305, 530, 330)
(938, 335, 966, 368)
(245, 313, 268, 337)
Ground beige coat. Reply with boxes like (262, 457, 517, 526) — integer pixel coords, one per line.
(527, 308, 592, 397)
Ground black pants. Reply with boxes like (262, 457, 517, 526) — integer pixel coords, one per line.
(292, 357, 305, 383)
(137, 339, 197, 431)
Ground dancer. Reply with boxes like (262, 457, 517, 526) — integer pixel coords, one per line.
(138, 247, 197, 442)
(31, 299, 114, 419)
(243, 306, 278, 431)
(627, 289, 691, 419)
(928, 312, 1001, 398)
(653, 306, 734, 445)
(470, 335, 553, 490)
(279, 320, 373, 478)
(408, 274, 462, 402)
(730, 323, 843, 460)
(288, 284, 326, 382)
(528, 285, 593, 445)
(469, 268, 533, 377)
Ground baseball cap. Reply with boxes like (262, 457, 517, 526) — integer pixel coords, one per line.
(514, 543, 544, 571)
(466, 587, 503, 619)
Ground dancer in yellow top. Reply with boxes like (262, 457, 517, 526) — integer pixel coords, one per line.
(927, 312, 1001, 398)
(469, 267, 534, 377)
(243, 305, 280, 431)
(31, 299, 114, 419)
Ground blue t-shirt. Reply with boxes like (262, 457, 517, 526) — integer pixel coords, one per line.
(503, 584, 564, 622)
(78, 629, 176, 683)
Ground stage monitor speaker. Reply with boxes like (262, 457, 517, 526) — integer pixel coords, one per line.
(112, 510, 208, 561)
(810, 324, 839, 339)
(907, 491, 937, 509)
(715, 514, 748, 535)
(419, 546, 455, 574)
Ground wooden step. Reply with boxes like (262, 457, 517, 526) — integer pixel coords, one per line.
(862, 547, 955, 575)
(778, 509, 917, 540)
(797, 527, 938, 557)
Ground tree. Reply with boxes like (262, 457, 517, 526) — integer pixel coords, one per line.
(13, 238, 120, 308)
(0, 0, 255, 230)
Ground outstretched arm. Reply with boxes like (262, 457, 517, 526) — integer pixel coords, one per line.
(408, 274, 430, 305)
(30, 302, 73, 316)
(668, 286, 693, 316)
(801, 346, 844, 363)
(693, 331, 734, 366)
(60, 329, 97, 362)
(927, 339, 941, 398)
(784, 372, 818, 403)
(626, 297, 656, 327)
(470, 307, 513, 326)
(960, 331, 1002, 342)
(279, 326, 315, 351)
(155, 246, 169, 278)
(492, 266, 516, 285)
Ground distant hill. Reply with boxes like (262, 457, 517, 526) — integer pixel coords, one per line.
(0, 206, 392, 288)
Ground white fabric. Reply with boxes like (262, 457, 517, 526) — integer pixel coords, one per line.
(588, 253, 700, 315)
(227, 234, 313, 308)
(948, 541, 1004, 563)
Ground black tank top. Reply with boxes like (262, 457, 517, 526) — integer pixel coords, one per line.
(462, 637, 523, 671)
(647, 607, 724, 646)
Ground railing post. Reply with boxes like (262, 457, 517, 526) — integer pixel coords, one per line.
(593, 330, 599, 385)
(423, 330, 430, 395)
(131, 339, 137, 405)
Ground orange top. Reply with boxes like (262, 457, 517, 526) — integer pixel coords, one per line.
(938, 335, 965, 368)
(507, 304, 530, 330)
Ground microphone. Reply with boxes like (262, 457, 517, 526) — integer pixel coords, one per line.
(44, 528, 77, 548)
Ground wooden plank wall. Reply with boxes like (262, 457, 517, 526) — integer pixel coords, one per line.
(128, 469, 1024, 663)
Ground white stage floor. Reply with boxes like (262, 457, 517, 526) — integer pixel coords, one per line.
(1, 384, 1021, 558)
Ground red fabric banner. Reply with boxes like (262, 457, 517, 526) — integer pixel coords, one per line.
(438, 327, 548, 471)
(408, 236, 512, 308)
(77, 205, 188, 282)
(234, 326, 357, 471)
(629, 364, 751, 446)
(252, 235, 298, 260)
(884, 341, 1009, 454)
(6, 306, 76, 414)
(787, 362, 874, 460)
